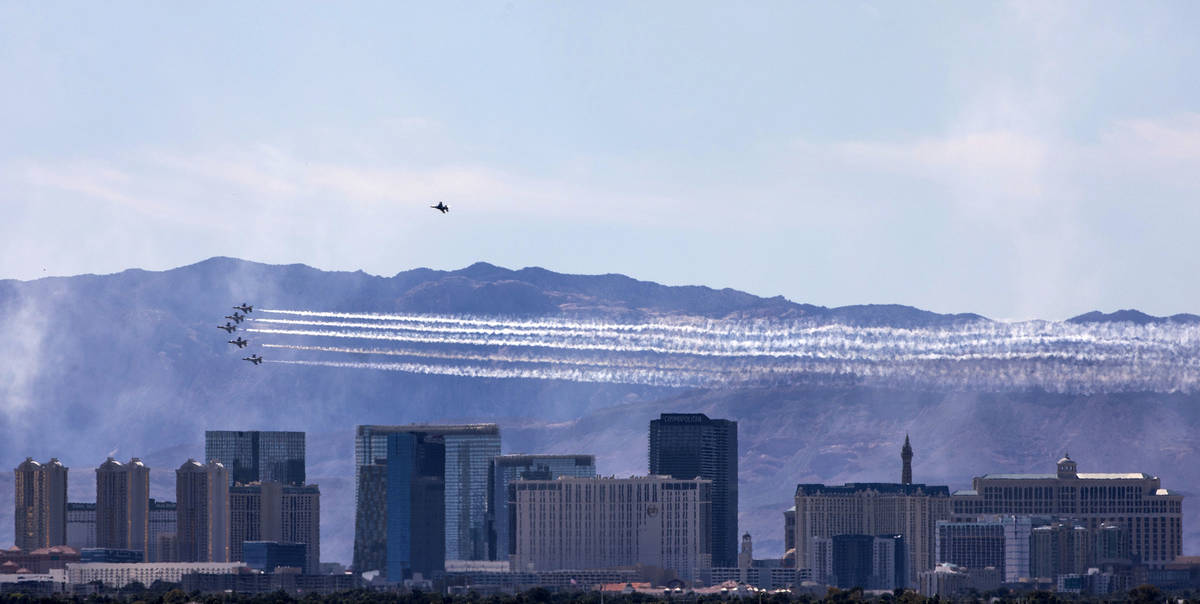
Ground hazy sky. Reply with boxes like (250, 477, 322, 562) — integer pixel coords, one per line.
(2, 1, 1198, 320)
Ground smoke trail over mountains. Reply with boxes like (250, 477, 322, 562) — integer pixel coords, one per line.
(245, 309, 1200, 393)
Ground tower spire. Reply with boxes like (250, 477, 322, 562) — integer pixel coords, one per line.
(901, 434, 913, 485)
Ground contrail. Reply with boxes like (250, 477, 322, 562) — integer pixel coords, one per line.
(266, 359, 719, 388)
(245, 308, 1200, 393)
(262, 343, 735, 374)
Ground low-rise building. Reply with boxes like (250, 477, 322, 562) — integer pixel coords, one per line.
(65, 562, 245, 588)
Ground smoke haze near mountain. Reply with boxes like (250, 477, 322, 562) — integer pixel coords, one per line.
(1, 257, 1197, 564)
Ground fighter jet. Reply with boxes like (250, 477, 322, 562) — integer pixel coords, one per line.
(228, 337, 249, 348)
(233, 304, 253, 313)
(243, 354, 263, 365)
(218, 322, 237, 333)
(431, 202, 449, 214)
(224, 312, 245, 323)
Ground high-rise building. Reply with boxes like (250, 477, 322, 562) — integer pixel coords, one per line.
(353, 424, 500, 578)
(487, 454, 596, 560)
(936, 521, 1006, 577)
(810, 534, 906, 590)
(205, 431, 305, 486)
(67, 503, 97, 551)
(176, 459, 230, 562)
(649, 413, 738, 567)
(950, 454, 1183, 565)
(229, 482, 320, 574)
(95, 457, 150, 556)
(509, 475, 713, 581)
(794, 482, 951, 586)
(793, 437, 950, 586)
(14, 457, 68, 549)
(148, 499, 177, 563)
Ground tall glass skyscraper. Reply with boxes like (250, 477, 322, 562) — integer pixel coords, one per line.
(205, 431, 305, 486)
(353, 424, 500, 579)
(487, 454, 596, 560)
(649, 413, 738, 567)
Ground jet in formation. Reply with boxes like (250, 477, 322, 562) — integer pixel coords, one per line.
(220, 303, 259, 365)
(224, 312, 245, 323)
(233, 303, 253, 313)
(431, 202, 449, 214)
(228, 337, 249, 348)
(218, 322, 237, 333)
(243, 354, 263, 365)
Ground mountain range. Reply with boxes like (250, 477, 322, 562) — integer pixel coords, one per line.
(0, 257, 1197, 564)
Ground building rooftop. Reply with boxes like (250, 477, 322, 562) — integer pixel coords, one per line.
(357, 423, 499, 435)
(979, 472, 1152, 480)
(795, 482, 951, 497)
(493, 454, 595, 466)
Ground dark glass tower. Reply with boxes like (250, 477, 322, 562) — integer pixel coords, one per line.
(649, 413, 737, 567)
(205, 431, 305, 486)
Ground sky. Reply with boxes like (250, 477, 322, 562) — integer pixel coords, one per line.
(2, 1, 1199, 320)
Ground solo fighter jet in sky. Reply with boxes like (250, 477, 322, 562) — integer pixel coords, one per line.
(243, 354, 263, 365)
(431, 202, 449, 214)
(228, 337, 249, 348)
(218, 322, 237, 333)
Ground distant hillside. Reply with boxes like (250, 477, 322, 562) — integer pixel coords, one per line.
(0, 257, 1197, 564)
(1067, 309, 1200, 325)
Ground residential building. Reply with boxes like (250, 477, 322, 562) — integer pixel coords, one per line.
(243, 542, 307, 573)
(205, 431, 306, 486)
(95, 458, 150, 556)
(649, 413, 738, 567)
(65, 504, 96, 551)
(353, 424, 499, 578)
(79, 549, 143, 563)
(147, 499, 176, 562)
(229, 482, 320, 574)
(950, 454, 1182, 565)
(487, 454, 596, 560)
(14, 458, 68, 550)
(176, 459, 229, 563)
(808, 534, 906, 590)
(936, 521, 1006, 577)
(509, 475, 713, 582)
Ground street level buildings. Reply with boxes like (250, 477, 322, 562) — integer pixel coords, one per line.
(14, 458, 68, 550)
(650, 413, 738, 567)
(95, 458, 150, 557)
(509, 475, 713, 582)
(487, 454, 596, 561)
(176, 460, 229, 563)
(353, 424, 500, 579)
(205, 431, 305, 486)
(950, 454, 1182, 565)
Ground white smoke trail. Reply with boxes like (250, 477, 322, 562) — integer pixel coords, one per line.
(261, 343, 735, 374)
(266, 358, 717, 388)
(247, 308, 1200, 393)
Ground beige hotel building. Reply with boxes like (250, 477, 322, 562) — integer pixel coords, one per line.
(509, 475, 712, 582)
(950, 454, 1183, 565)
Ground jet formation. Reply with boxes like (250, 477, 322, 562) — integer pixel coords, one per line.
(219, 304, 260, 365)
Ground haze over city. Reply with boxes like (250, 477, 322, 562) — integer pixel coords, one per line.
(2, 2, 1200, 601)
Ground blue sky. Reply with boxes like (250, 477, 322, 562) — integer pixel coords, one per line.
(2, 1, 1199, 319)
